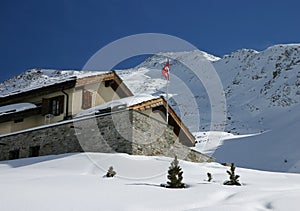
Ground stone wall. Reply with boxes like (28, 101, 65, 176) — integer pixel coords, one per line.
(0, 110, 213, 162)
(130, 111, 213, 162)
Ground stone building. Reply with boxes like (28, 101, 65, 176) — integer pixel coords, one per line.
(0, 69, 211, 162)
(0, 69, 133, 134)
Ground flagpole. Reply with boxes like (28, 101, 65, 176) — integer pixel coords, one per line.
(162, 59, 170, 124)
(166, 76, 169, 124)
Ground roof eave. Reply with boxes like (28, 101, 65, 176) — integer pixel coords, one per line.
(0, 79, 77, 107)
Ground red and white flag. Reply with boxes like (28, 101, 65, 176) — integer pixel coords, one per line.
(162, 59, 170, 80)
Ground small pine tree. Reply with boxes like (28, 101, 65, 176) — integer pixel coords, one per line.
(167, 156, 185, 188)
(106, 166, 116, 178)
(223, 163, 241, 186)
(207, 172, 212, 182)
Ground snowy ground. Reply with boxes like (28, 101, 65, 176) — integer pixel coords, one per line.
(1, 153, 300, 211)
(192, 131, 259, 156)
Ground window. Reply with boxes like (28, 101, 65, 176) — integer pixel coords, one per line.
(82, 89, 92, 109)
(9, 149, 20, 160)
(51, 98, 60, 116)
(29, 146, 40, 157)
(42, 96, 64, 116)
(105, 80, 114, 87)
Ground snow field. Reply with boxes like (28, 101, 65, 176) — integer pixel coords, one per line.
(1, 153, 300, 211)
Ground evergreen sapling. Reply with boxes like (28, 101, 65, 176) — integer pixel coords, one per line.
(105, 166, 116, 178)
(166, 156, 185, 188)
(207, 172, 212, 182)
(223, 163, 241, 186)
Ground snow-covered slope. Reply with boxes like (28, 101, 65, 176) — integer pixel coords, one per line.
(119, 44, 300, 134)
(1, 153, 300, 211)
(118, 50, 224, 132)
(117, 44, 300, 172)
(210, 44, 300, 172)
(216, 44, 300, 134)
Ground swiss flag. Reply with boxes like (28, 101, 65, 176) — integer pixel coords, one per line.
(162, 59, 170, 80)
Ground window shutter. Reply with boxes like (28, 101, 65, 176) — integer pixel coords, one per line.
(82, 90, 92, 109)
(58, 95, 64, 114)
(42, 98, 50, 115)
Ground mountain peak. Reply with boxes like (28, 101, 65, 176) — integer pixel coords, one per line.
(156, 50, 220, 62)
(0, 68, 105, 97)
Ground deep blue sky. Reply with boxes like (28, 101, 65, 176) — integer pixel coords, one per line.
(1, 0, 300, 82)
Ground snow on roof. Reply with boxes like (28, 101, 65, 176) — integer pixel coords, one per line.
(0, 103, 37, 116)
(75, 94, 158, 118)
(0, 69, 108, 97)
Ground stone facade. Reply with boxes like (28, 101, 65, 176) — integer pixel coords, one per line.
(0, 110, 213, 162)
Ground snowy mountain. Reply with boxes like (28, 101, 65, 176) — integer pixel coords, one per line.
(118, 50, 225, 133)
(216, 44, 300, 134)
(0, 68, 106, 97)
(209, 44, 300, 172)
(118, 44, 300, 172)
(119, 44, 300, 134)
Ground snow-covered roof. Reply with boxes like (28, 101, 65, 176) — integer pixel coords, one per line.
(75, 94, 158, 118)
(0, 103, 37, 116)
(0, 69, 107, 98)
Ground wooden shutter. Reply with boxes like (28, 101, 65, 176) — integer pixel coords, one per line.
(58, 95, 64, 114)
(82, 90, 92, 109)
(42, 98, 50, 115)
